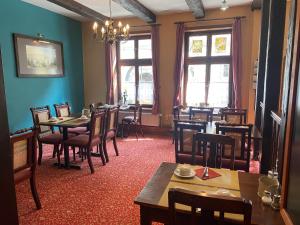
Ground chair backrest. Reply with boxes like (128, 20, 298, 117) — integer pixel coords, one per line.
(89, 109, 106, 144)
(173, 105, 183, 120)
(10, 128, 36, 175)
(216, 123, 253, 171)
(90, 102, 103, 112)
(105, 106, 119, 135)
(54, 102, 71, 117)
(168, 188, 252, 225)
(174, 120, 207, 163)
(129, 104, 142, 124)
(221, 108, 247, 124)
(189, 107, 213, 122)
(192, 132, 235, 169)
(30, 106, 53, 137)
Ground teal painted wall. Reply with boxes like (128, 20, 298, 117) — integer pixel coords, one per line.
(0, 0, 84, 132)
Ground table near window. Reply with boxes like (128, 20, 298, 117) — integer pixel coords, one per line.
(134, 162, 284, 225)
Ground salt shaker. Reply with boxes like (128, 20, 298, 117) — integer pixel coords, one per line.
(271, 195, 281, 210)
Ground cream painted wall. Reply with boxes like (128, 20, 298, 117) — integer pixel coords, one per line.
(82, 5, 261, 127)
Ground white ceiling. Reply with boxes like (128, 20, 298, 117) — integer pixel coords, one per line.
(22, 0, 253, 21)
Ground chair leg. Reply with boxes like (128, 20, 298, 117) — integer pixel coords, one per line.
(30, 175, 41, 209)
(103, 140, 109, 162)
(55, 145, 60, 166)
(98, 144, 106, 165)
(112, 137, 119, 156)
(86, 147, 95, 174)
(52, 146, 56, 158)
(135, 124, 139, 140)
(121, 121, 124, 138)
(38, 142, 43, 165)
(72, 146, 76, 161)
(139, 124, 144, 137)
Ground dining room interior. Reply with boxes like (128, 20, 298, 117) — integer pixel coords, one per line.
(1, 0, 300, 224)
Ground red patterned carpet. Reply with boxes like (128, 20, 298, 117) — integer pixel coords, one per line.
(16, 135, 259, 225)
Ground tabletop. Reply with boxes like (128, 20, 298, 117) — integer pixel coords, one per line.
(134, 162, 284, 225)
(39, 116, 90, 128)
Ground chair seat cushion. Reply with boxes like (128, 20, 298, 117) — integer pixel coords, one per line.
(39, 133, 63, 144)
(64, 134, 101, 147)
(68, 127, 88, 134)
(14, 168, 31, 184)
(221, 158, 248, 171)
(177, 153, 204, 165)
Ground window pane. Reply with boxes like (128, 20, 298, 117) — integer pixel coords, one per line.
(186, 65, 206, 106)
(207, 64, 230, 107)
(120, 40, 135, 59)
(138, 39, 152, 59)
(188, 36, 207, 57)
(121, 66, 135, 104)
(211, 34, 231, 56)
(138, 66, 153, 104)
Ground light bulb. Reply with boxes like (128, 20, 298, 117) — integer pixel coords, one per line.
(220, 0, 229, 11)
(118, 21, 122, 28)
(113, 28, 117, 34)
(101, 27, 105, 33)
(126, 24, 130, 30)
(105, 20, 109, 26)
(93, 22, 98, 31)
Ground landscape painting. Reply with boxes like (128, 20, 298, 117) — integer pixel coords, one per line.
(13, 34, 64, 77)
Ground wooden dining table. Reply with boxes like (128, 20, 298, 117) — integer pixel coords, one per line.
(134, 162, 284, 225)
(39, 116, 90, 169)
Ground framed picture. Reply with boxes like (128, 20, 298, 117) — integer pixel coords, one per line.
(13, 33, 64, 77)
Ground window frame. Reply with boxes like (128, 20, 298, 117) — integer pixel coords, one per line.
(183, 28, 233, 107)
(117, 34, 153, 107)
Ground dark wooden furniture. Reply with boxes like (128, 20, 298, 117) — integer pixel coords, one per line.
(270, 111, 282, 178)
(168, 188, 252, 225)
(172, 105, 184, 143)
(0, 47, 19, 224)
(30, 105, 64, 165)
(192, 132, 235, 170)
(39, 115, 90, 169)
(216, 123, 253, 172)
(134, 162, 284, 225)
(221, 108, 247, 124)
(189, 106, 214, 122)
(54, 102, 87, 135)
(64, 109, 106, 173)
(174, 120, 207, 165)
(90, 102, 103, 111)
(10, 128, 41, 210)
(103, 106, 119, 162)
(121, 104, 144, 139)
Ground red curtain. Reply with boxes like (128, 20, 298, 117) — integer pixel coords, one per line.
(232, 18, 242, 108)
(151, 25, 160, 114)
(105, 42, 118, 104)
(173, 23, 185, 106)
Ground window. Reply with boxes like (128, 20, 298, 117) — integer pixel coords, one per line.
(118, 35, 153, 105)
(184, 29, 232, 107)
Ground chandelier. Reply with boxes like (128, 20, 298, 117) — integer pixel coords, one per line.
(92, 0, 130, 44)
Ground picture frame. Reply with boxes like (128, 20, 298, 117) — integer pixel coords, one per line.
(13, 33, 64, 77)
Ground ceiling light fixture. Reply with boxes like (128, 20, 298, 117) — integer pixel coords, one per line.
(92, 0, 130, 44)
(220, 0, 229, 11)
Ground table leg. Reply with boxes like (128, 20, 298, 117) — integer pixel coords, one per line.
(63, 127, 70, 169)
(140, 206, 152, 225)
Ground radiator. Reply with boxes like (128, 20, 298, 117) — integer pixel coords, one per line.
(118, 111, 161, 127)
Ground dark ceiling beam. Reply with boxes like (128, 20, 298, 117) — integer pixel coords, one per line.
(251, 0, 262, 11)
(112, 0, 156, 23)
(185, 0, 205, 19)
(47, 0, 109, 22)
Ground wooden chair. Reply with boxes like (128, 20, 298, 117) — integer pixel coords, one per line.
(30, 106, 64, 165)
(10, 128, 41, 209)
(192, 133, 235, 169)
(172, 105, 184, 143)
(189, 106, 214, 122)
(103, 106, 120, 162)
(90, 102, 103, 112)
(220, 108, 247, 124)
(54, 102, 88, 135)
(64, 109, 106, 173)
(174, 120, 207, 165)
(216, 123, 253, 172)
(168, 188, 252, 225)
(121, 104, 144, 139)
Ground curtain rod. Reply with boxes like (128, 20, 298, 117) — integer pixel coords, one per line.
(174, 16, 246, 25)
(131, 23, 161, 28)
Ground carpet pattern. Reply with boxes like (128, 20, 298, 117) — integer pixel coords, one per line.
(16, 135, 259, 225)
